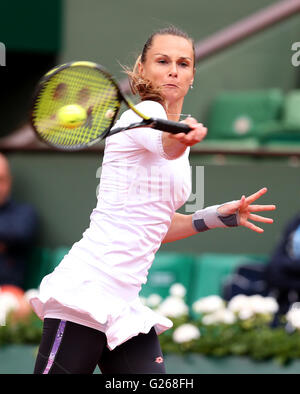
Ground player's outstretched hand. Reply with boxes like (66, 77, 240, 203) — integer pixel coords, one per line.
(217, 187, 276, 233)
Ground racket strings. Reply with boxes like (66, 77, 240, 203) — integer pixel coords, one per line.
(32, 65, 120, 148)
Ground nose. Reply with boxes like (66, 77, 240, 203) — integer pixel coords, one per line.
(168, 62, 178, 78)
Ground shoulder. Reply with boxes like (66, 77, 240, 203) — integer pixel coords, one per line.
(134, 100, 167, 119)
(118, 100, 167, 125)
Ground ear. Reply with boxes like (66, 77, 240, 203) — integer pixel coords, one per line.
(138, 61, 144, 78)
(191, 67, 196, 84)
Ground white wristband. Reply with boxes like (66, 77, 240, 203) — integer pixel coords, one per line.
(192, 202, 240, 232)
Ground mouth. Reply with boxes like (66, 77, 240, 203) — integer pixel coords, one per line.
(163, 84, 179, 88)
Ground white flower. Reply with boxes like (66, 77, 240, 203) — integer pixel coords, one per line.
(169, 283, 186, 298)
(0, 293, 19, 311)
(219, 309, 236, 324)
(238, 309, 255, 320)
(192, 295, 225, 314)
(24, 289, 40, 303)
(157, 296, 188, 318)
(146, 294, 162, 308)
(202, 309, 236, 325)
(246, 295, 278, 315)
(286, 311, 300, 329)
(228, 294, 278, 318)
(228, 295, 250, 313)
(260, 297, 279, 314)
(286, 305, 300, 329)
(173, 323, 200, 343)
(248, 295, 268, 314)
(0, 293, 19, 325)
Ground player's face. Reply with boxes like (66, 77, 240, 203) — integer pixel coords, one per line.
(139, 34, 195, 106)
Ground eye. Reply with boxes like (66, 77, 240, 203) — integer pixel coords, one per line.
(157, 59, 167, 64)
(179, 62, 189, 67)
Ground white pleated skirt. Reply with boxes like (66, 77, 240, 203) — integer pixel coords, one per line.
(30, 255, 173, 350)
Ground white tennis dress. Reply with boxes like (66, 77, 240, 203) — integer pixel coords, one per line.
(30, 100, 192, 350)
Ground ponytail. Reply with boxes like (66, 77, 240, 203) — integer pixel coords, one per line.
(123, 55, 165, 106)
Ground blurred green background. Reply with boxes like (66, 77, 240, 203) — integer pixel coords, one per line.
(1, 0, 300, 255)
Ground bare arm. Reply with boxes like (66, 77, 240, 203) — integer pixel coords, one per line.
(162, 133, 187, 158)
(162, 213, 197, 243)
(162, 188, 276, 244)
(162, 117, 207, 159)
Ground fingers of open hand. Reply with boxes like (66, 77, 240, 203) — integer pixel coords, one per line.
(248, 204, 276, 212)
(248, 213, 274, 224)
(243, 220, 264, 233)
(245, 187, 273, 205)
(240, 210, 274, 233)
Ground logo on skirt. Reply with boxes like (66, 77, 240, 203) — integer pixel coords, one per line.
(154, 356, 164, 364)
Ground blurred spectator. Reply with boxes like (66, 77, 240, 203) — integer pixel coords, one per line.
(0, 153, 38, 288)
(265, 212, 300, 315)
(223, 213, 300, 322)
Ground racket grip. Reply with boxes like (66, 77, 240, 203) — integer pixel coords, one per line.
(152, 118, 191, 134)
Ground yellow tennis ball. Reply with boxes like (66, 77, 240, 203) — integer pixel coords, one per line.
(57, 104, 87, 128)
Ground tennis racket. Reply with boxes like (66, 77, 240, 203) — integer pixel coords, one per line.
(30, 60, 192, 150)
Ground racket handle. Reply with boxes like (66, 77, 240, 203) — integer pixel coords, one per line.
(152, 118, 191, 134)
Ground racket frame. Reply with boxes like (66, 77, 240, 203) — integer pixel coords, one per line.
(31, 61, 191, 150)
(31, 61, 125, 149)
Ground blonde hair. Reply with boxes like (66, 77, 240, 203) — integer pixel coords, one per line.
(124, 55, 164, 105)
(124, 26, 195, 108)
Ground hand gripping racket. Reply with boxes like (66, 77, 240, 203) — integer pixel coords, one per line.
(30, 61, 191, 150)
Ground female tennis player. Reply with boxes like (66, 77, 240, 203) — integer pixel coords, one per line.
(31, 26, 276, 374)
